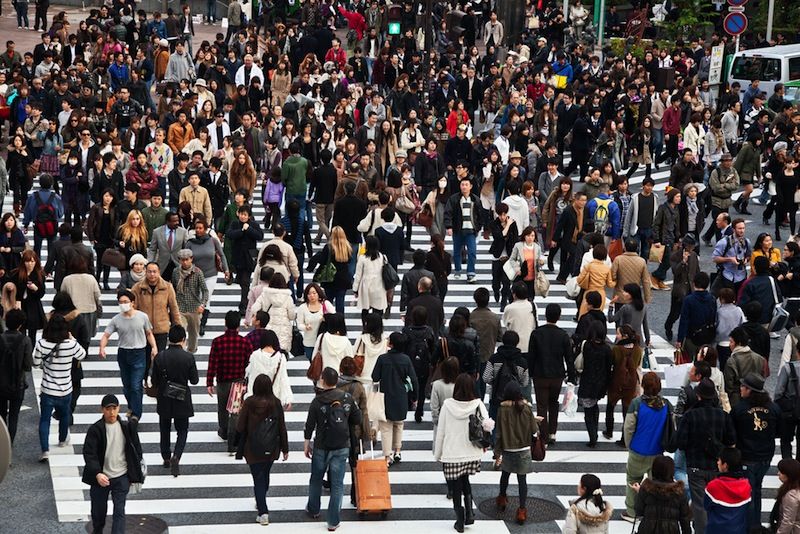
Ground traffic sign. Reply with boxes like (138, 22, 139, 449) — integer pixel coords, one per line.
(724, 11, 748, 36)
(727, 0, 748, 6)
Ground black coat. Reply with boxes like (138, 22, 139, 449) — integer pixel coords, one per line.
(151, 345, 199, 419)
(371, 349, 418, 422)
(576, 341, 613, 400)
(82, 417, 144, 486)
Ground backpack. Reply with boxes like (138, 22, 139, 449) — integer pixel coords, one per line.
(321, 394, 351, 449)
(248, 412, 282, 457)
(33, 191, 57, 238)
(593, 198, 612, 235)
(0, 336, 23, 397)
(492, 359, 521, 404)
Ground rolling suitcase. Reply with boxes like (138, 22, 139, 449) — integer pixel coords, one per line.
(354, 441, 392, 518)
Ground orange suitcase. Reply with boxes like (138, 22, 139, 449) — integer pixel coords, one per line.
(354, 444, 392, 518)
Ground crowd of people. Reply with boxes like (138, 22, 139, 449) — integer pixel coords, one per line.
(3, 0, 800, 532)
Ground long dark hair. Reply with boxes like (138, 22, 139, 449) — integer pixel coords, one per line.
(577, 474, 606, 511)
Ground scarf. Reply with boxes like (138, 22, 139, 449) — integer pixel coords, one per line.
(129, 269, 145, 283)
(176, 265, 194, 293)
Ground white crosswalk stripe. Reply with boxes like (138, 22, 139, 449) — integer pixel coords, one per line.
(28, 176, 773, 532)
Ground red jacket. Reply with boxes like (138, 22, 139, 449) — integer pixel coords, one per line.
(662, 105, 682, 135)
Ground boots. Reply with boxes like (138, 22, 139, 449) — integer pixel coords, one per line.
(200, 309, 209, 337)
(515, 507, 527, 525)
(496, 494, 508, 511)
(464, 494, 474, 525)
(453, 503, 465, 533)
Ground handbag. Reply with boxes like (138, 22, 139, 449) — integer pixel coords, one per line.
(381, 256, 399, 289)
(101, 248, 127, 270)
(225, 379, 247, 414)
(769, 276, 790, 333)
(306, 333, 325, 382)
(468, 406, 492, 448)
(534, 269, 550, 297)
(366, 382, 387, 423)
(531, 432, 546, 461)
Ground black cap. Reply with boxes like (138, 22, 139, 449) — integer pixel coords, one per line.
(101, 394, 120, 407)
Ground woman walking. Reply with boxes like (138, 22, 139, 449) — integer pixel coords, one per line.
(564, 474, 613, 534)
(494, 381, 540, 525)
(371, 332, 418, 467)
(631, 456, 691, 533)
(434, 373, 491, 532)
(236, 374, 289, 526)
(578, 321, 613, 447)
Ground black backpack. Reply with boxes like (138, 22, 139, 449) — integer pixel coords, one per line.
(33, 191, 57, 238)
(0, 336, 22, 397)
(492, 359, 521, 404)
(321, 394, 351, 449)
(248, 412, 281, 457)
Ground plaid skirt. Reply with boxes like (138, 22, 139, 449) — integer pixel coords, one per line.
(442, 460, 482, 481)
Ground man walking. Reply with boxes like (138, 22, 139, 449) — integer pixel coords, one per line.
(304, 367, 362, 532)
(83, 395, 144, 534)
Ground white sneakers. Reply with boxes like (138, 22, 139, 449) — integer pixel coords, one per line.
(257, 513, 269, 526)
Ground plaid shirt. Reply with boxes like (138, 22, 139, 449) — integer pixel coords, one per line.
(207, 329, 252, 386)
(172, 266, 209, 313)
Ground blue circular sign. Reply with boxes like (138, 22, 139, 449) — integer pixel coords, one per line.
(724, 11, 748, 36)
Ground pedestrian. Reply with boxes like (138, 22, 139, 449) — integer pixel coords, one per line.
(672, 378, 737, 534)
(171, 249, 208, 354)
(604, 325, 643, 446)
(563, 474, 613, 534)
(304, 367, 362, 532)
(771, 459, 800, 533)
(98, 289, 157, 421)
(578, 321, 613, 448)
(434, 373, 490, 533)
(207, 311, 253, 445)
(630, 456, 692, 533)
(371, 332, 418, 466)
(82, 394, 144, 534)
(731, 373, 780, 530)
(704, 448, 752, 532)
(244, 329, 293, 409)
(236, 373, 289, 526)
(0, 309, 33, 444)
(151, 324, 199, 477)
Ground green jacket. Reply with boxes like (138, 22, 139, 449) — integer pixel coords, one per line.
(733, 142, 762, 181)
(281, 155, 310, 196)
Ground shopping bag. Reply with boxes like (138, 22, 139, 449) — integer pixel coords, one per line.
(559, 382, 577, 417)
(366, 383, 386, 423)
(664, 363, 692, 389)
(648, 244, 665, 263)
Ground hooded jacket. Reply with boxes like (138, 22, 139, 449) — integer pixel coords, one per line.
(433, 398, 489, 463)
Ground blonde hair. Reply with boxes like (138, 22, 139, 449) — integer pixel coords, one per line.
(329, 226, 352, 263)
(119, 209, 148, 252)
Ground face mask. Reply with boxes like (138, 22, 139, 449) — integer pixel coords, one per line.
(119, 303, 132, 313)
(438, 179, 447, 188)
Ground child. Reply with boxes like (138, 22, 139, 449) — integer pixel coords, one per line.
(564, 474, 613, 534)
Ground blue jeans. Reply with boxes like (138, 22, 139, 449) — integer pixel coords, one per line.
(744, 460, 770, 529)
(452, 231, 477, 276)
(90, 473, 129, 534)
(39, 392, 71, 452)
(117, 348, 146, 418)
(307, 447, 349, 528)
(249, 461, 275, 515)
(634, 227, 654, 261)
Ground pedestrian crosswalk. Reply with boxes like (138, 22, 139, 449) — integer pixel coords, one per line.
(27, 168, 775, 533)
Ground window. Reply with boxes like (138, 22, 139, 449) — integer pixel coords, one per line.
(731, 57, 782, 82)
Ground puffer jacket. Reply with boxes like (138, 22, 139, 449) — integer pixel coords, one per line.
(251, 287, 296, 351)
(634, 478, 692, 534)
(564, 498, 614, 534)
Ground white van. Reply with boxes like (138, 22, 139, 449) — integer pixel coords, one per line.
(727, 44, 800, 98)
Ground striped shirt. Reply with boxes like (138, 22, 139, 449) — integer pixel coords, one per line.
(33, 339, 86, 397)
